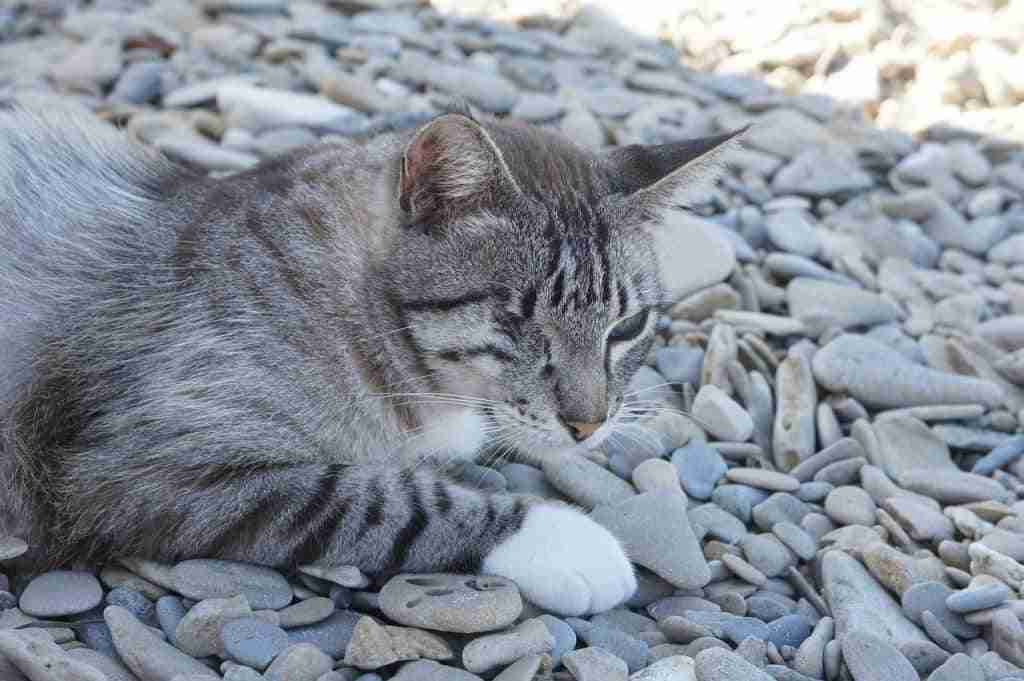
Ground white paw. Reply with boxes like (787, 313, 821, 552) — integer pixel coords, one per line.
(482, 503, 637, 616)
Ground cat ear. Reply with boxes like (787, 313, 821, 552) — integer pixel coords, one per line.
(603, 127, 747, 217)
(602, 129, 747, 303)
(398, 113, 521, 223)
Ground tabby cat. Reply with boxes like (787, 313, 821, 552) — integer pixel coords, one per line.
(0, 99, 737, 615)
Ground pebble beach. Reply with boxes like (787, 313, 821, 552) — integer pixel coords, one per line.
(4, 1, 1024, 680)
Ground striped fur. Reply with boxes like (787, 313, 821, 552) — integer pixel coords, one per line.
(0, 99, 734, 596)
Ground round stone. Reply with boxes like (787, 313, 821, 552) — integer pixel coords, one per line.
(20, 571, 103, 618)
(673, 441, 728, 500)
(902, 581, 979, 639)
(379, 574, 522, 634)
(171, 560, 292, 610)
(221, 616, 291, 670)
(841, 629, 918, 681)
(825, 486, 878, 526)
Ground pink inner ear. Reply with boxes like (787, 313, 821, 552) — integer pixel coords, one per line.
(400, 131, 440, 213)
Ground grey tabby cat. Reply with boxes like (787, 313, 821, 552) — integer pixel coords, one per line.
(0, 99, 737, 615)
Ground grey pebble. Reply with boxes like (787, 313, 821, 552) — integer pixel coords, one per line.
(682, 610, 769, 646)
(221, 616, 291, 670)
(842, 629, 919, 681)
(156, 596, 187, 644)
(690, 503, 748, 544)
(286, 608, 362, 658)
(567, 617, 648, 672)
(742, 533, 798, 577)
(946, 582, 1011, 613)
(972, 435, 1024, 475)
(694, 647, 774, 681)
(265, 643, 333, 681)
(378, 574, 521, 634)
(673, 441, 728, 500)
(901, 639, 950, 677)
(20, 570, 103, 618)
(543, 454, 636, 509)
(772, 522, 817, 561)
(921, 610, 965, 654)
(902, 581, 979, 639)
(926, 652, 985, 681)
(713, 485, 770, 524)
(462, 618, 554, 675)
(655, 345, 705, 386)
(107, 588, 156, 626)
(105, 605, 218, 680)
(753, 494, 810, 532)
(563, 646, 628, 681)
(278, 597, 335, 628)
(171, 559, 292, 610)
(538, 614, 575, 667)
(766, 614, 813, 649)
(390, 660, 483, 681)
(748, 593, 798, 622)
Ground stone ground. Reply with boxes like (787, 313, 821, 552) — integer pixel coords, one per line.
(3, 1, 1024, 680)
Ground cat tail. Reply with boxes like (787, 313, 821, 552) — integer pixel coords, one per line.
(0, 96, 180, 543)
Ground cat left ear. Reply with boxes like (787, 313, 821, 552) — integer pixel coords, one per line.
(602, 128, 747, 302)
(399, 113, 521, 224)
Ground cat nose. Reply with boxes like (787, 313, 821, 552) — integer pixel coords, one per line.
(568, 420, 603, 442)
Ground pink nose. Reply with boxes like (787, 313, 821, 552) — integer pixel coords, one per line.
(568, 421, 603, 442)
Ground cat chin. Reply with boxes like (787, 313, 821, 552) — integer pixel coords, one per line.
(482, 503, 636, 616)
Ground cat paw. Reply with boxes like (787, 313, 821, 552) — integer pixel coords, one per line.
(482, 503, 636, 616)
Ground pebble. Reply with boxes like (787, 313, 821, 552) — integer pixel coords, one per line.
(766, 614, 813, 649)
(901, 639, 950, 676)
(378, 574, 522, 634)
(672, 441, 728, 500)
(926, 653, 985, 681)
(265, 643, 333, 681)
(563, 646, 628, 681)
(591, 490, 710, 589)
(0, 629, 107, 681)
(692, 384, 754, 442)
(174, 594, 251, 657)
(693, 647, 774, 681)
(171, 560, 292, 610)
(824, 486, 877, 526)
(344, 616, 399, 670)
(105, 605, 218, 680)
(726, 468, 800, 493)
(286, 609, 362, 658)
(278, 597, 334, 628)
(20, 571, 103, 618)
(568, 618, 647, 672)
(538, 614, 575, 667)
(632, 458, 684, 495)
(391, 660, 483, 681)
(902, 581, 978, 639)
(543, 455, 636, 508)
(773, 353, 818, 470)
(461, 618, 554, 674)
(820, 551, 928, 646)
(221, 617, 291, 670)
(841, 629, 919, 681)
(812, 334, 1004, 408)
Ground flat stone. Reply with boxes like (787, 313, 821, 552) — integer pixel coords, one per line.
(692, 385, 754, 442)
(902, 582, 978, 639)
(871, 415, 957, 486)
(726, 468, 800, 492)
(901, 639, 950, 677)
(286, 609, 361, 657)
(217, 84, 360, 132)
(681, 611, 769, 646)
(694, 647, 774, 681)
(821, 551, 927, 646)
(19, 571, 103, 618)
(568, 618, 647, 672)
(462, 618, 553, 675)
(630, 655, 697, 681)
(66, 648, 138, 681)
(899, 469, 1010, 504)
(492, 654, 546, 681)
(264, 643, 333, 681)
(105, 605, 218, 680)
(882, 497, 955, 543)
(379, 574, 522, 634)
(0, 629, 106, 681)
(171, 560, 292, 610)
(713, 485, 770, 524)
(672, 441, 728, 500)
(344, 616, 398, 670)
(543, 455, 636, 509)
(632, 458, 684, 495)
(772, 148, 874, 198)
(384, 625, 452, 662)
(0, 537, 28, 561)
(825, 486, 877, 527)
(926, 653, 985, 681)
(841, 629, 919, 681)
(175, 594, 252, 657)
(221, 617, 291, 670)
(787, 278, 900, 331)
(537, 614, 575, 667)
(812, 334, 1004, 409)
(973, 435, 1024, 475)
(391, 660, 483, 681)
(296, 565, 370, 589)
(591, 491, 710, 589)
(946, 582, 1011, 614)
(773, 353, 818, 470)
(766, 614, 813, 649)
(563, 646, 628, 681)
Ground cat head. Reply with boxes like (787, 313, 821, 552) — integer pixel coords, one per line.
(380, 112, 741, 461)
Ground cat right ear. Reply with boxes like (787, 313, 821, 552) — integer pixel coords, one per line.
(398, 113, 521, 224)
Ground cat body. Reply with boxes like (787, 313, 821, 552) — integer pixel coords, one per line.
(0, 99, 736, 614)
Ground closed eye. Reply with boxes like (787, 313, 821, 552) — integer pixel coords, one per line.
(608, 308, 649, 343)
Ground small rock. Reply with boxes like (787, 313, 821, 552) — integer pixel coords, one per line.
(842, 629, 919, 681)
(692, 385, 754, 442)
(379, 574, 522, 634)
(462, 618, 554, 675)
(344, 616, 398, 670)
(591, 491, 710, 589)
(672, 441, 728, 500)
(286, 609, 362, 658)
(278, 597, 335, 629)
(694, 647, 774, 681)
(106, 605, 218, 680)
(175, 594, 251, 657)
(824, 486, 877, 526)
(20, 571, 103, 618)
(265, 643, 333, 681)
(543, 455, 636, 509)
(171, 560, 292, 610)
(726, 468, 800, 493)
(221, 617, 291, 670)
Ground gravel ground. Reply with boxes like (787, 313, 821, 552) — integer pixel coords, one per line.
(3, 1, 1024, 680)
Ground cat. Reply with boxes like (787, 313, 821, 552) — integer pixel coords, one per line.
(0, 97, 738, 616)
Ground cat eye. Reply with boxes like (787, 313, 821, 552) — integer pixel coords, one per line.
(608, 309, 649, 343)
